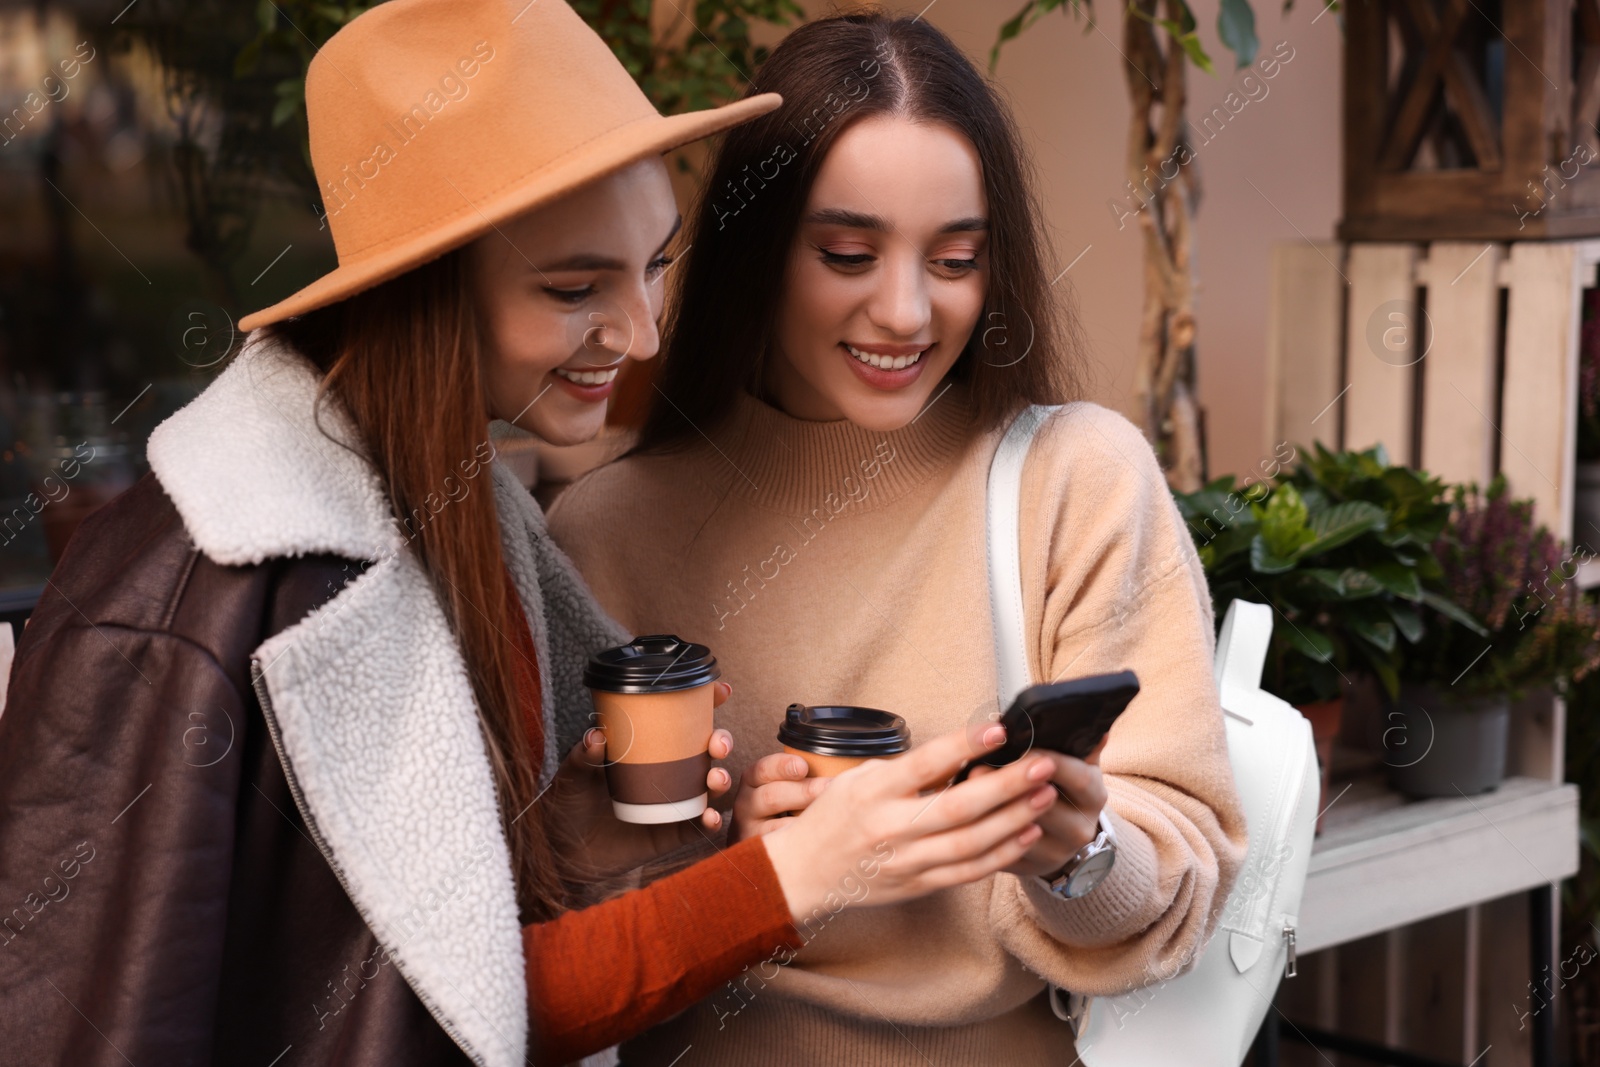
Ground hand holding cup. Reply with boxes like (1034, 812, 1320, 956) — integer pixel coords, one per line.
(759, 724, 1061, 921)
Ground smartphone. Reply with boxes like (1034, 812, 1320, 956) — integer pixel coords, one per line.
(952, 670, 1140, 783)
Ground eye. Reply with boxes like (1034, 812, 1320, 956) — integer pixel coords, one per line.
(544, 285, 595, 305)
(820, 249, 874, 270)
(646, 254, 675, 278)
(935, 257, 979, 271)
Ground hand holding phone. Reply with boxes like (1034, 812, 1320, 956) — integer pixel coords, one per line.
(953, 670, 1139, 784)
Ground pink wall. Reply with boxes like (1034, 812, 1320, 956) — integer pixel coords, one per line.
(797, 0, 1342, 481)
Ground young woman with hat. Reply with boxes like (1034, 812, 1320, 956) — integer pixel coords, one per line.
(0, 3, 1066, 1065)
(549, 13, 1249, 1065)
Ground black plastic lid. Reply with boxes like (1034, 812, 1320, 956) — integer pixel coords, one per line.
(583, 635, 721, 694)
(777, 704, 911, 758)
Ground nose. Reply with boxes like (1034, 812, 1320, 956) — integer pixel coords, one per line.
(582, 280, 660, 364)
(866, 248, 932, 340)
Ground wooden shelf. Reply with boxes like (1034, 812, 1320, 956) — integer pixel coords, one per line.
(1299, 773, 1579, 955)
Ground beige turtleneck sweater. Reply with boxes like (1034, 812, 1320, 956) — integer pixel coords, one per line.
(547, 390, 1247, 1066)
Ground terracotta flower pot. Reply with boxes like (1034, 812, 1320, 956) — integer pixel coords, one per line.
(1295, 697, 1344, 835)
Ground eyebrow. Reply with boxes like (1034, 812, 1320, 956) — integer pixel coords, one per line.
(534, 215, 683, 273)
(804, 208, 988, 235)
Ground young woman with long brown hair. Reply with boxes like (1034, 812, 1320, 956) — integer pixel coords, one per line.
(549, 12, 1249, 1065)
(0, 3, 1065, 1065)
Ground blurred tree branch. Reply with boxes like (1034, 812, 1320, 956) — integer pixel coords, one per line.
(105, 0, 800, 302)
(992, 0, 1288, 492)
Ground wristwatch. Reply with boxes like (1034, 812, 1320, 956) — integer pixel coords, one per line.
(1037, 810, 1117, 899)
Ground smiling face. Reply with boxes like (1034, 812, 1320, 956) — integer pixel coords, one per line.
(470, 156, 679, 446)
(765, 115, 989, 430)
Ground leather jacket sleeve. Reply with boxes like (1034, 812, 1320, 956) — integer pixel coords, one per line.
(0, 620, 249, 1066)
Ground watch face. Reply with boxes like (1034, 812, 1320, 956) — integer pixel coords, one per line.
(1065, 848, 1116, 898)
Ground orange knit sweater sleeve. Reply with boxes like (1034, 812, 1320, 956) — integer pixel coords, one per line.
(503, 569, 802, 1065)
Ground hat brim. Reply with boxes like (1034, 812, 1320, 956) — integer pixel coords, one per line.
(239, 92, 780, 332)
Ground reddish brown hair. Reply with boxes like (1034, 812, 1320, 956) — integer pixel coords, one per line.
(269, 250, 565, 923)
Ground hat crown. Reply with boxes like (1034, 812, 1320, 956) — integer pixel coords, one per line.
(306, 0, 655, 263)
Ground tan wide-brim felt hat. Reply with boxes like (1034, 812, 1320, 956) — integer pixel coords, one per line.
(239, 0, 779, 331)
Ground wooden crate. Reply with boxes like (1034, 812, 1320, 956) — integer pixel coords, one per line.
(1265, 238, 1591, 1065)
(1343, 0, 1600, 241)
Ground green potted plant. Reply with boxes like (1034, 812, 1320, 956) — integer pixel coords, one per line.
(1390, 476, 1600, 797)
(1174, 443, 1478, 827)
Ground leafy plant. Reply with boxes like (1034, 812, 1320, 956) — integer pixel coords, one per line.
(570, 0, 803, 116)
(1174, 443, 1479, 705)
(992, 0, 1261, 74)
(111, 0, 802, 298)
(1404, 475, 1600, 699)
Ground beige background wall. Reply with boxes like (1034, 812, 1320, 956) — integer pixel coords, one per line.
(790, 0, 1343, 482)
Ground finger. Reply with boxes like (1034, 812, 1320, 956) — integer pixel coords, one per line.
(582, 728, 607, 762)
(1044, 753, 1108, 816)
(917, 822, 1046, 894)
(708, 728, 733, 761)
(904, 753, 1056, 835)
(880, 724, 1006, 796)
(1084, 733, 1109, 766)
(706, 766, 733, 801)
(894, 787, 1055, 876)
(1030, 798, 1097, 859)
(743, 752, 812, 788)
(712, 681, 733, 709)
(700, 806, 724, 832)
(563, 731, 604, 772)
(738, 778, 826, 820)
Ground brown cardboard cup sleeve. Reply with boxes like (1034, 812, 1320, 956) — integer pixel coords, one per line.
(605, 752, 713, 805)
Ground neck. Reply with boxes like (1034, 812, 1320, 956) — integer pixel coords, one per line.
(711, 386, 974, 514)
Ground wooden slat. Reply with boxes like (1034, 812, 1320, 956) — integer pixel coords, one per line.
(1300, 775, 1579, 954)
(1480, 890, 1534, 1066)
(1266, 242, 1346, 452)
(1501, 241, 1583, 532)
(1343, 245, 1420, 461)
(1463, 904, 1481, 1061)
(1396, 911, 1469, 1056)
(1418, 242, 1503, 486)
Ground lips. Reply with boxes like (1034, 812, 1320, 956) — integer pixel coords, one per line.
(844, 343, 926, 370)
(553, 366, 620, 386)
(549, 362, 622, 403)
(839, 342, 930, 390)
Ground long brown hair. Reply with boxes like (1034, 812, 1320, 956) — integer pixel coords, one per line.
(269, 250, 565, 923)
(637, 10, 1082, 452)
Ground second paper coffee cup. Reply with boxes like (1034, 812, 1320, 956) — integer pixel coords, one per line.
(585, 635, 720, 825)
(778, 703, 911, 776)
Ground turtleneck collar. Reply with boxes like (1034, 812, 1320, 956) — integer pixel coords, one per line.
(702, 383, 976, 513)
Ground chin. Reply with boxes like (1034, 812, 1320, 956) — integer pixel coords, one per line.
(524, 409, 607, 448)
(836, 393, 927, 434)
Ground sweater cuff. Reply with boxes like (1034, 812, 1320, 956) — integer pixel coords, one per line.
(707, 836, 806, 953)
(1019, 807, 1161, 948)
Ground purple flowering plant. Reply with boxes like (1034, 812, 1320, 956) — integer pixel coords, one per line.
(1406, 475, 1600, 699)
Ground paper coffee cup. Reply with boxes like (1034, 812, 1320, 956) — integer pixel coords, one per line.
(777, 703, 911, 777)
(584, 635, 720, 825)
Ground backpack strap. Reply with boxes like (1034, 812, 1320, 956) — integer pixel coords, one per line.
(986, 405, 1059, 705)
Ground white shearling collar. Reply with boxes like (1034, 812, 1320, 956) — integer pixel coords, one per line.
(147, 332, 403, 566)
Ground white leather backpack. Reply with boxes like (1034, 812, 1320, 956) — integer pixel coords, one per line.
(986, 406, 1320, 1067)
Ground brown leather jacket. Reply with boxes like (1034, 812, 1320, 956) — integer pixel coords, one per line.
(0, 339, 622, 1066)
(0, 472, 471, 1066)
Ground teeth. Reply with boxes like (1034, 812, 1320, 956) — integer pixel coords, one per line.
(846, 344, 925, 370)
(554, 366, 620, 386)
